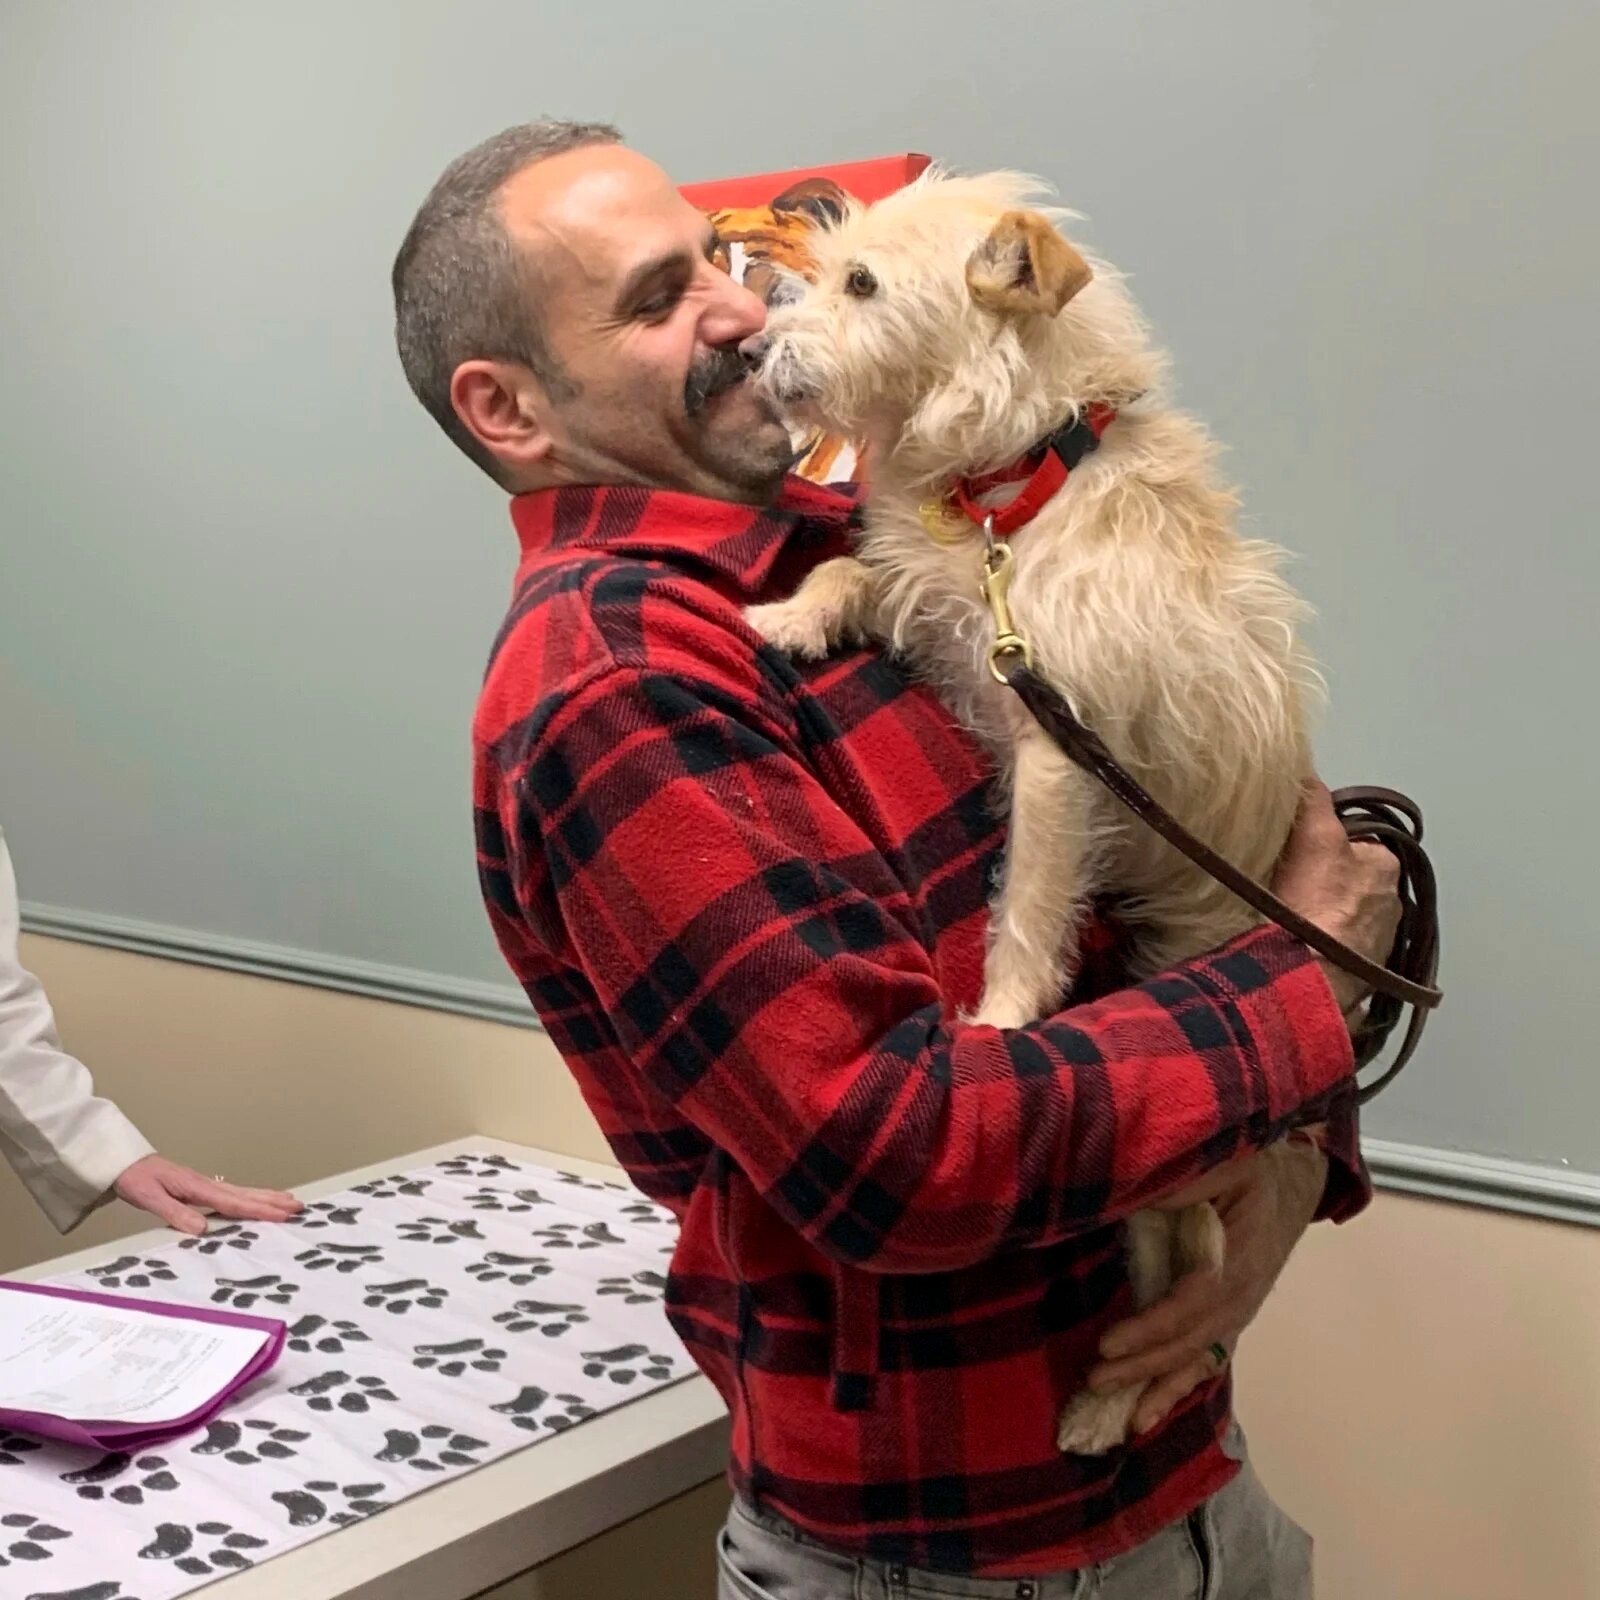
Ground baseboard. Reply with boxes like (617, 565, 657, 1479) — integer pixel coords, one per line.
(20, 902, 1600, 1231)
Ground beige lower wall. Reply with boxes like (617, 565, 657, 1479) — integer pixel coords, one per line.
(6, 935, 1597, 1600)
(1, 934, 615, 1273)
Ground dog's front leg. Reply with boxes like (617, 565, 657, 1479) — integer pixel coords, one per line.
(970, 724, 1096, 1029)
(744, 556, 882, 661)
(1056, 1207, 1179, 1455)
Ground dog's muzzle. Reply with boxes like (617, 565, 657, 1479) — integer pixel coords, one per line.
(739, 331, 818, 408)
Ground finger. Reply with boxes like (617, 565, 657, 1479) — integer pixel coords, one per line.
(121, 1180, 209, 1235)
(1098, 1267, 1222, 1362)
(182, 1180, 300, 1222)
(1280, 779, 1341, 861)
(1089, 1321, 1222, 1393)
(166, 1169, 299, 1214)
(1133, 1355, 1220, 1435)
(212, 1184, 302, 1215)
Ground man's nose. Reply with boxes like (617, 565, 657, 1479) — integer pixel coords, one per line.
(700, 266, 768, 350)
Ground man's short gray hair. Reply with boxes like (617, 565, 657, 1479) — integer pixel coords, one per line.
(392, 119, 621, 482)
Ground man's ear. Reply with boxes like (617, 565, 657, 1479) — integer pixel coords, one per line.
(965, 210, 1093, 316)
(450, 359, 555, 479)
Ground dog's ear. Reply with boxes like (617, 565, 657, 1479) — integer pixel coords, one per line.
(966, 211, 1092, 316)
(770, 177, 849, 230)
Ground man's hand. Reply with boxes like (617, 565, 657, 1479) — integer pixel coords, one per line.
(1273, 778, 1403, 1013)
(113, 1154, 303, 1235)
(1086, 1138, 1328, 1435)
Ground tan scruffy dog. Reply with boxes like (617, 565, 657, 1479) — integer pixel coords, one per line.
(744, 169, 1321, 1455)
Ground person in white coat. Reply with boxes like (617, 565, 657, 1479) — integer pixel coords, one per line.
(1, 824, 301, 1235)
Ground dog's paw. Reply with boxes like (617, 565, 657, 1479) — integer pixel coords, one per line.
(743, 601, 837, 661)
(1056, 1385, 1146, 1457)
(964, 992, 1033, 1029)
(966, 974, 1061, 1029)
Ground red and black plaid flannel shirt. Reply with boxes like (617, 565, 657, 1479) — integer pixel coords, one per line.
(472, 476, 1369, 1576)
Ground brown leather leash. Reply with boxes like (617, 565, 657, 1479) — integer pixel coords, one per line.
(979, 538, 1441, 1103)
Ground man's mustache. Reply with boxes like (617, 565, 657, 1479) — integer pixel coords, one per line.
(684, 344, 754, 418)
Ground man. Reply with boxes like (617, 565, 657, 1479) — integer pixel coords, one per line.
(1, 823, 302, 1235)
(393, 122, 1399, 1596)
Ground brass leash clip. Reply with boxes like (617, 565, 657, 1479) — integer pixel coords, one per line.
(979, 518, 1033, 683)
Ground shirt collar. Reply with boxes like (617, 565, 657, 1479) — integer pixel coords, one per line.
(509, 476, 859, 595)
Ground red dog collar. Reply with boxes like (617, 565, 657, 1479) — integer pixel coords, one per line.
(948, 402, 1118, 537)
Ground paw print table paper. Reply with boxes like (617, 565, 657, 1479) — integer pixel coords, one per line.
(0, 1151, 690, 1600)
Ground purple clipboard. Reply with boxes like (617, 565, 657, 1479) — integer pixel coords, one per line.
(0, 1278, 286, 1452)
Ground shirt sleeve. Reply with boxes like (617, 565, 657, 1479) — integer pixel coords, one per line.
(1310, 1086, 1371, 1222)
(490, 664, 1358, 1274)
(0, 829, 154, 1232)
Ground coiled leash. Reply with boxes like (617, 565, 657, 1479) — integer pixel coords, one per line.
(977, 529, 1442, 1102)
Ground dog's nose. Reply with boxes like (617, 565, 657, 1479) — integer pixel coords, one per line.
(738, 332, 771, 369)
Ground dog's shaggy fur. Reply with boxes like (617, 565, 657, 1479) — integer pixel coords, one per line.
(745, 170, 1320, 1454)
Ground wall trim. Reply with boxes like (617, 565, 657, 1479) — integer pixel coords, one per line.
(1360, 1139, 1600, 1230)
(20, 902, 1600, 1231)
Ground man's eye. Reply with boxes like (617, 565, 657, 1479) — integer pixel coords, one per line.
(636, 291, 678, 320)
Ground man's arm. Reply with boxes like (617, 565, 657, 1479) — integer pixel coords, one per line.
(486, 662, 1361, 1274)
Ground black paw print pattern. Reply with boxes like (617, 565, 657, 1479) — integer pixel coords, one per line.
(0, 1429, 43, 1466)
(273, 1480, 390, 1529)
(61, 1452, 179, 1505)
(411, 1337, 506, 1376)
(530, 1220, 626, 1251)
(462, 1185, 548, 1213)
(394, 1215, 485, 1246)
(362, 1277, 448, 1315)
(286, 1200, 364, 1229)
(437, 1153, 521, 1180)
(376, 1426, 488, 1473)
(286, 1313, 372, 1355)
(464, 1250, 552, 1288)
(555, 1170, 626, 1194)
(14, 1586, 133, 1600)
(582, 1344, 677, 1385)
(0, 1513, 69, 1568)
(620, 1200, 673, 1227)
(84, 1254, 178, 1291)
(294, 1241, 385, 1273)
(491, 1385, 598, 1434)
(210, 1273, 298, 1310)
(176, 1222, 258, 1256)
(350, 1172, 432, 1201)
(138, 1520, 266, 1576)
(492, 1299, 590, 1337)
(289, 1370, 399, 1414)
(193, 1417, 309, 1465)
(597, 1270, 668, 1305)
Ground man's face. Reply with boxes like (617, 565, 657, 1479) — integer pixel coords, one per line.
(498, 146, 795, 502)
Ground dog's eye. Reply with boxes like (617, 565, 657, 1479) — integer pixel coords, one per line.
(844, 264, 878, 298)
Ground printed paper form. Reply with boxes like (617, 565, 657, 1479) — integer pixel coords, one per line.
(0, 1290, 271, 1425)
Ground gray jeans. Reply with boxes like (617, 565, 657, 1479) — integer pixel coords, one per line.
(716, 1437, 1312, 1599)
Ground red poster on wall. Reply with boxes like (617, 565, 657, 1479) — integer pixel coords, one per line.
(682, 154, 930, 484)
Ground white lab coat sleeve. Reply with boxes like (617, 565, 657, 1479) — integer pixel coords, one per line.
(0, 827, 154, 1232)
